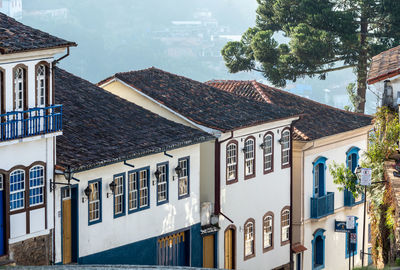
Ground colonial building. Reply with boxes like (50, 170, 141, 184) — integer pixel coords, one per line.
(0, 13, 75, 265)
(98, 68, 299, 270)
(53, 68, 214, 266)
(208, 80, 373, 270)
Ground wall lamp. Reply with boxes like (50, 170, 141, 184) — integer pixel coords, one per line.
(82, 185, 92, 203)
(259, 142, 267, 150)
(51, 165, 80, 192)
(173, 165, 182, 181)
(153, 169, 161, 186)
(107, 181, 117, 198)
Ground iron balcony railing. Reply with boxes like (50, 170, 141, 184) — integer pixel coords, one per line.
(344, 189, 364, 207)
(310, 192, 334, 219)
(0, 105, 62, 142)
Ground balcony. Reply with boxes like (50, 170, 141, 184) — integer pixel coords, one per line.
(310, 192, 334, 219)
(0, 105, 62, 142)
(344, 189, 364, 207)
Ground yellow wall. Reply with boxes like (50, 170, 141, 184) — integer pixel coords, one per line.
(102, 80, 197, 129)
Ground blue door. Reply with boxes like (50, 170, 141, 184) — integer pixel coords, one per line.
(0, 174, 5, 255)
(318, 163, 325, 197)
(315, 236, 323, 266)
(158, 230, 190, 266)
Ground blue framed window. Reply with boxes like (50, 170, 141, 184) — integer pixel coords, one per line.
(157, 162, 169, 205)
(346, 147, 360, 173)
(10, 169, 25, 211)
(113, 173, 125, 218)
(29, 165, 44, 206)
(346, 220, 358, 258)
(88, 179, 102, 225)
(312, 229, 326, 270)
(178, 157, 190, 199)
(128, 167, 150, 213)
(313, 157, 327, 198)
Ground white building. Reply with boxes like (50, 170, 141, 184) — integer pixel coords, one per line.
(53, 68, 214, 266)
(0, 13, 75, 265)
(98, 68, 299, 270)
(208, 80, 373, 270)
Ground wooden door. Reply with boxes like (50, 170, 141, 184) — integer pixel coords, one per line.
(225, 228, 235, 269)
(0, 174, 4, 256)
(62, 190, 72, 264)
(203, 234, 214, 268)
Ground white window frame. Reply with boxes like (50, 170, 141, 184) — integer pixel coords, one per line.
(88, 181, 100, 222)
(10, 169, 25, 211)
(178, 158, 189, 198)
(139, 169, 149, 207)
(29, 165, 44, 206)
(263, 215, 273, 249)
(14, 67, 24, 110)
(264, 134, 273, 172)
(281, 130, 290, 166)
(282, 209, 290, 242)
(114, 175, 124, 215)
(157, 164, 168, 203)
(128, 172, 138, 211)
(244, 221, 255, 257)
(36, 65, 46, 107)
(244, 138, 255, 176)
(226, 142, 237, 181)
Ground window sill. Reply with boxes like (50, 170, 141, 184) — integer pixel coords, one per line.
(263, 169, 274, 175)
(226, 178, 238, 185)
(244, 174, 255, 180)
(244, 253, 255, 261)
(88, 218, 102, 226)
(263, 246, 273, 253)
(156, 199, 169, 206)
(281, 239, 290, 246)
(178, 193, 190, 200)
(128, 205, 150, 214)
(281, 163, 291, 169)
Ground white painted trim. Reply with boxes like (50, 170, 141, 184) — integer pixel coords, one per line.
(0, 56, 53, 66)
(0, 48, 66, 63)
(114, 78, 222, 136)
(9, 229, 50, 244)
(0, 131, 62, 147)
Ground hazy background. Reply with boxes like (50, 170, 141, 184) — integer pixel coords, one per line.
(5, 0, 379, 113)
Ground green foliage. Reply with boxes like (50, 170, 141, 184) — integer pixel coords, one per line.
(222, 0, 400, 112)
(344, 83, 361, 112)
(328, 162, 360, 197)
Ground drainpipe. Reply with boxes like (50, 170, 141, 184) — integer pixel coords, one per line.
(214, 131, 233, 215)
(289, 120, 298, 270)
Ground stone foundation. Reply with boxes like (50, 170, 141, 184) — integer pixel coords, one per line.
(9, 232, 52, 265)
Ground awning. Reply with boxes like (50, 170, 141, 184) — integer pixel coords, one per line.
(292, 243, 307, 253)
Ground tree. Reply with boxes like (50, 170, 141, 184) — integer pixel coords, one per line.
(221, 0, 400, 113)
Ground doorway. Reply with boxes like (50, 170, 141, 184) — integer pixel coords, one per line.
(203, 234, 214, 268)
(0, 174, 5, 256)
(62, 186, 78, 264)
(224, 226, 235, 269)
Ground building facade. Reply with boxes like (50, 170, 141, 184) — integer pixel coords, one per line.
(0, 13, 75, 265)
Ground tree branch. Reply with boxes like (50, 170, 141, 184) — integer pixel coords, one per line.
(307, 64, 356, 75)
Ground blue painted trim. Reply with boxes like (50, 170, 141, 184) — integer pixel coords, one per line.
(128, 166, 150, 214)
(88, 178, 102, 226)
(156, 161, 169, 206)
(178, 156, 190, 200)
(312, 229, 326, 270)
(113, 172, 126, 219)
(345, 219, 358, 258)
(346, 146, 360, 156)
(312, 156, 327, 198)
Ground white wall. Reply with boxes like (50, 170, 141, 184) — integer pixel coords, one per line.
(218, 120, 293, 270)
(54, 143, 201, 263)
(302, 132, 369, 270)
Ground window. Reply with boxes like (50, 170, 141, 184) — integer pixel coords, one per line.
(0, 174, 3, 191)
(113, 173, 125, 217)
(29, 165, 44, 206)
(88, 180, 101, 224)
(128, 167, 150, 212)
(263, 133, 274, 173)
(157, 162, 169, 204)
(281, 129, 290, 168)
(0, 69, 4, 114)
(263, 212, 274, 252)
(313, 157, 327, 198)
(244, 219, 255, 260)
(226, 141, 238, 183)
(346, 147, 360, 173)
(244, 137, 255, 178)
(14, 67, 25, 110)
(312, 229, 325, 270)
(178, 157, 190, 199)
(281, 207, 290, 245)
(10, 169, 25, 211)
(36, 64, 47, 107)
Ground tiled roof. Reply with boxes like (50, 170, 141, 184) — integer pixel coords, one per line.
(368, 45, 400, 84)
(0, 12, 76, 54)
(207, 80, 373, 141)
(99, 67, 298, 132)
(55, 68, 214, 172)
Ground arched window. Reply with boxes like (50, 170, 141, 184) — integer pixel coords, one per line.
(14, 67, 26, 110)
(226, 140, 238, 183)
(281, 207, 290, 245)
(313, 157, 327, 198)
(29, 165, 45, 206)
(263, 132, 274, 173)
(263, 212, 273, 252)
(281, 128, 290, 168)
(312, 229, 326, 270)
(244, 137, 255, 179)
(346, 147, 360, 173)
(36, 63, 48, 107)
(244, 218, 255, 260)
(10, 169, 25, 211)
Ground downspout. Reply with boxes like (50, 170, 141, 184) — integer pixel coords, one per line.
(289, 120, 298, 270)
(214, 131, 233, 215)
(51, 46, 71, 265)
